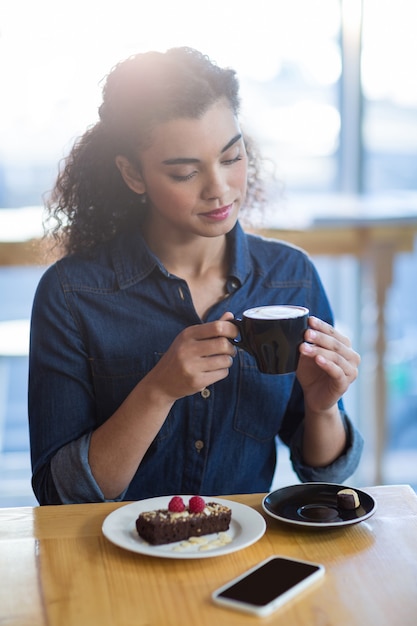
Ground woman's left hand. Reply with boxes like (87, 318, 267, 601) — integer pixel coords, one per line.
(297, 316, 360, 414)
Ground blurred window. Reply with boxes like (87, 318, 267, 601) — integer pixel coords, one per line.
(235, 0, 342, 194)
(361, 0, 417, 192)
(1, 1, 415, 208)
(1, 0, 341, 206)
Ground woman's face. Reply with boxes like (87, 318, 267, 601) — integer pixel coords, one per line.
(118, 99, 248, 241)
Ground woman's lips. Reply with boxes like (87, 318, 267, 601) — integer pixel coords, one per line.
(200, 204, 233, 221)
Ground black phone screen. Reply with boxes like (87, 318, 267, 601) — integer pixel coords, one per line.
(217, 557, 321, 607)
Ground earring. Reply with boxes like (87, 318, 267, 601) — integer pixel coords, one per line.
(139, 193, 147, 205)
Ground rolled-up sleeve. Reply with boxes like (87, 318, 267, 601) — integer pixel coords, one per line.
(288, 411, 364, 483)
(51, 433, 127, 503)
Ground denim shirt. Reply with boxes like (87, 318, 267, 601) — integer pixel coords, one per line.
(29, 221, 363, 504)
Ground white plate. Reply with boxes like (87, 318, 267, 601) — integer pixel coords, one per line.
(102, 496, 266, 559)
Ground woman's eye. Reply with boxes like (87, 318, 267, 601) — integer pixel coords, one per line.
(171, 171, 197, 181)
(222, 154, 243, 166)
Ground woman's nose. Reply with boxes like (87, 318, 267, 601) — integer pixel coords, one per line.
(201, 168, 229, 201)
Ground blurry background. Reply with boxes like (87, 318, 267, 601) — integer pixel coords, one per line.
(0, 0, 416, 505)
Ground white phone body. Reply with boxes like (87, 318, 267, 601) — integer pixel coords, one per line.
(212, 555, 325, 617)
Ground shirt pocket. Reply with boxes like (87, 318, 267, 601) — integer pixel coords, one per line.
(89, 353, 173, 441)
(232, 349, 296, 442)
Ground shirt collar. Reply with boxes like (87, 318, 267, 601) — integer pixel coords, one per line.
(226, 221, 251, 288)
(110, 220, 251, 290)
(110, 229, 167, 289)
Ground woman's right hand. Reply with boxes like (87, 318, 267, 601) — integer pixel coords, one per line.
(146, 311, 238, 401)
(89, 311, 239, 499)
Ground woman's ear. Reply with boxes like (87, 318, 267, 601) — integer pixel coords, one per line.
(115, 156, 146, 195)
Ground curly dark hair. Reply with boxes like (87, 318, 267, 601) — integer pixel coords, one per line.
(45, 47, 266, 256)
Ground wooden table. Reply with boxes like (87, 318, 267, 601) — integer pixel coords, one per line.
(1, 485, 416, 625)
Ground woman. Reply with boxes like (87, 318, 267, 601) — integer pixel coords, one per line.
(29, 47, 363, 504)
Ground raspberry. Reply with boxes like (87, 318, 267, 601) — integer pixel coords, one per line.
(189, 495, 206, 513)
(168, 496, 185, 512)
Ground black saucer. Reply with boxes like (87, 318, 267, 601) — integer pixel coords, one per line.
(262, 483, 376, 528)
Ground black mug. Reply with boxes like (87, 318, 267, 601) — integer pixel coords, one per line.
(231, 305, 309, 375)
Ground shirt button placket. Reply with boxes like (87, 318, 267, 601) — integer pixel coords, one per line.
(194, 387, 211, 453)
(194, 440, 204, 453)
(193, 388, 210, 456)
(185, 386, 212, 490)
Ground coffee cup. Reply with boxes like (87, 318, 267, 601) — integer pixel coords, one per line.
(231, 305, 309, 375)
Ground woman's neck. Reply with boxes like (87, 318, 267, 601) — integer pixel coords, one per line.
(143, 223, 230, 319)
(144, 222, 228, 280)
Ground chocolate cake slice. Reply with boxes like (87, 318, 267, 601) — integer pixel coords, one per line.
(136, 498, 232, 546)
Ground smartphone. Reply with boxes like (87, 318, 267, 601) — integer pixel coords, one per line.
(212, 555, 325, 617)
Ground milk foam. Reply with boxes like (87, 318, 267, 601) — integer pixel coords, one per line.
(245, 305, 308, 320)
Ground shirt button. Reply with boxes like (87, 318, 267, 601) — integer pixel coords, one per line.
(200, 387, 211, 399)
(195, 440, 204, 452)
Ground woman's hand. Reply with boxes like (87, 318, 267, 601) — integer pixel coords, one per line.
(297, 316, 360, 415)
(89, 312, 238, 500)
(146, 311, 238, 401)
